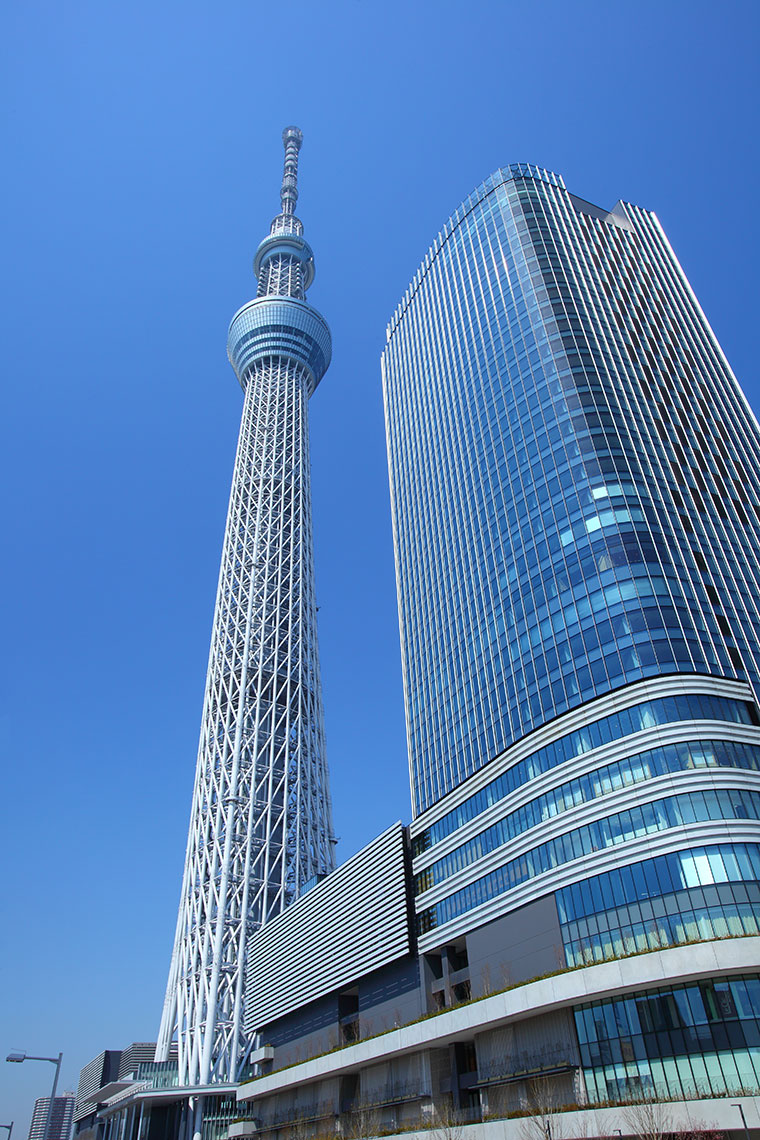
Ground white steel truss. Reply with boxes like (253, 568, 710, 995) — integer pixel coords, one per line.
(156, 127, 336, 1087)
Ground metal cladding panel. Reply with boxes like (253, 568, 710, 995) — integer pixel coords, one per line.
(75, 1052, 121, 1121)
(245, 823, 410, 1033)
(117, 1043, 160, 1079)
(76, 1053, 108, 1112)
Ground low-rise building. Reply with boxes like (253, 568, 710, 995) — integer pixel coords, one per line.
(235, 816, 760, 1137)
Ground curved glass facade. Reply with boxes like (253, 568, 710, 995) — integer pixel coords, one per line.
(414, 742, 760, 894)
(417, 788, 760, 934)
(383, 164, 760, 816)
(558, 842, 760, 966)
(412, 692, 755, 855)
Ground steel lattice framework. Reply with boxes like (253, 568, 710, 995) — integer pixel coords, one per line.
(156, 127, 336, 1087)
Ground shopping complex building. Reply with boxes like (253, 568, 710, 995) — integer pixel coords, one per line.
(76, 157, 760, 1138)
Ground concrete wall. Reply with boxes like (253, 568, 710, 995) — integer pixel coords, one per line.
(260, 992, 341, 1069)
(466, 894, 563, 993)
(259, 956, 423, 1070)
(358, 957, 422, 1037)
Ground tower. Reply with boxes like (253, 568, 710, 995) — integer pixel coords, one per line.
(157, 127, 335, 1087)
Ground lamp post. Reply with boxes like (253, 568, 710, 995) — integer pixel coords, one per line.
(731, 1103, 751, 1140)
(0, 1123, 14, 1140)
(6, 1052, 63, 1140)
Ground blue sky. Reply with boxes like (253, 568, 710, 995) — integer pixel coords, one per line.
(2, 0, 758, 1131)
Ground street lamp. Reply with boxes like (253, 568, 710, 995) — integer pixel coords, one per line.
(6, 1052, 63, 1140)
(731, 1103, 751, 1140)
(0, 1123, 14, 1140)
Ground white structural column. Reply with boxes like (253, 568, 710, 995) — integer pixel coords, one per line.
(156, 127, 336, 1086)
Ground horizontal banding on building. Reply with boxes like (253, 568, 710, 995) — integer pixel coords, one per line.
(227, 296, 332, 393)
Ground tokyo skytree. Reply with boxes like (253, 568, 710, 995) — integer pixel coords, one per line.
(156, 127, 336, 1087)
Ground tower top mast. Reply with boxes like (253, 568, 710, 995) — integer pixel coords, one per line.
(268, 126, 306, 241)
(279, 126, 302, 218)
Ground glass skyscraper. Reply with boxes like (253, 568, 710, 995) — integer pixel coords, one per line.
(382, 164, 760, 1103)
(383, 163, 760, 817)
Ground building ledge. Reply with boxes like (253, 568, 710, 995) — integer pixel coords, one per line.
(248, 1047, 274, 1066)
(238, 936, 760, 1102)
(343, 1095, 760, 1140)
(100, 1084, 237, 1114)
(84, 1082, 135, 1104)
(229, 1125, 257, 1139)
(230, 1094, 760, 1139)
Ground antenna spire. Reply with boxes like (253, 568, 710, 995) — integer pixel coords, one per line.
(280, 126, 303, 217)
(258, 127, 313, 294)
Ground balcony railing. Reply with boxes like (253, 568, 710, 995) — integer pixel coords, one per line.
(477, 1046, 577, 1087)
(255, 1099, 335, 1129)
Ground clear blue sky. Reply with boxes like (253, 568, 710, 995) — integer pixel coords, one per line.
(2, 0, 758, 1131)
